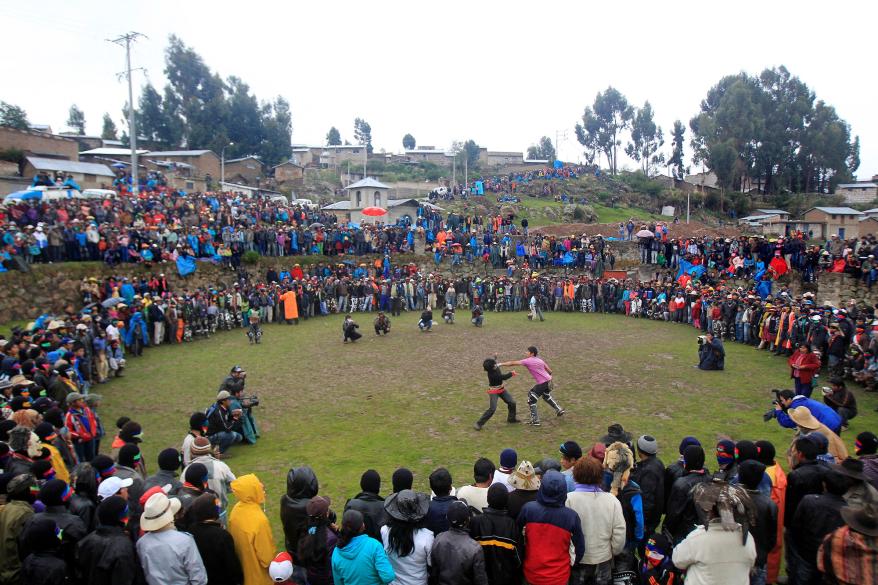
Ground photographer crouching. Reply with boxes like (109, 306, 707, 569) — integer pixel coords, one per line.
(696, 332, 725, 371)
(219, 365, 260, 445)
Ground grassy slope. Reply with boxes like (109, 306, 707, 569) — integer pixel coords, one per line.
(98, 312, 878, 543)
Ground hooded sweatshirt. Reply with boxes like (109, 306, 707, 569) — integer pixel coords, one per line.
(229, 474, 275, 585)
(331, 533, 395, 585)
(280, 466, 319, 555)
(516, 470, 585, 585)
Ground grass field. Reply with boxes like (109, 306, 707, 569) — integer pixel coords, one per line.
(97, 312, 878, 543)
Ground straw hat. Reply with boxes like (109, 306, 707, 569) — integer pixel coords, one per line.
(789, 406, 821, 430)
(140, 492, 182, 532)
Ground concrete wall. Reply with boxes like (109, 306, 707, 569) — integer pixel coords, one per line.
(838, 186, 878, 204)
(0, 127, 79, 160)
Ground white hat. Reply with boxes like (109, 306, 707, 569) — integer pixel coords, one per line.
(98, 476, 134, 500)
(269, 552, 294, 582)
(140, 492, 182, 532)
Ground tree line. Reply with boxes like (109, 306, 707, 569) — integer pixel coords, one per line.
(574, 66, 860, 195)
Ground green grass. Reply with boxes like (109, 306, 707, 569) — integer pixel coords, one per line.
(96, 312, 878, 543)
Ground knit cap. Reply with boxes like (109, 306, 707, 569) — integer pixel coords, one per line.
(716, 439, 736, 467)
(392, 468, 413, 493)
(755, 440, 776, 466)
(678, 436, 701, 455)
(190, 436, 213, 458)
(157, 448, 181, 472)
(637, 435, 658, 455)
(499, 448, 517, 471)
(487, 483, 508, 510)
(683, 445, 705, 471)
(856, 432, 878, 456)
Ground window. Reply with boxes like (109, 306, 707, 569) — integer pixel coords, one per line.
(352, 149, 360, 154)
(356, 190, 362, 207)
(373, 191, 380, 206)
(832, 214, 837, 219)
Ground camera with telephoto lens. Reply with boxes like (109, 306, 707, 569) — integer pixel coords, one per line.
(241, 395, 260, 408)
(762, 389, 784, 422)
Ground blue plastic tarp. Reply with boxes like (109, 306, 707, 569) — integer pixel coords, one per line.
(176, 255, 197, 277)
(5, 190, 42, 201)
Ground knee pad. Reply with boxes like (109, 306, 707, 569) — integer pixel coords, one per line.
(527, 391, 538, 405)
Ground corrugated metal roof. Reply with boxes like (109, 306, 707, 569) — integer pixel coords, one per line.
(322, 201, 352, 210)
(26, 156, 115, 177)
(755, 209, 789, 215)
(147, 150, 213, 157)
(80, 148, 148, 156)
(344, 177, 390, 190)
(810, 207, 864, 215)
(224, 156, 262, 164)
(837, 183, 877, 188)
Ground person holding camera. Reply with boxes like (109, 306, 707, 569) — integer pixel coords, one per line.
(206, 391, 243, 455)
(219, 366, 259, 446)
(696, 332, 725, 371)
(767, 389, 843, 435)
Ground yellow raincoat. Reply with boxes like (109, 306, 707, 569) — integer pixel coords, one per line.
(228, 474, 275, 585)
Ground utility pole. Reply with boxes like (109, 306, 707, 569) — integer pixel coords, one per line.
(108, 32, 146, 196)
(363, 144, 367, 179)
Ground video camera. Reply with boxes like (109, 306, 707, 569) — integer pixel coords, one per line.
(697, 335, 707, 345)
(241, 395, 260, 408)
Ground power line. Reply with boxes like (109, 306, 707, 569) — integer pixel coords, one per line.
(107, 32, 147, 196)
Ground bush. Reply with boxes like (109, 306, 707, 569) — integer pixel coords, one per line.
(242, 250, 260, 265)
(0, 148, 24, 164)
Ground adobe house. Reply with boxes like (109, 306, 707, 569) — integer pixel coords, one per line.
(223, 156, 265, 185)
(273, 160, 305, 185)
(145, 150, 221, 181)
(799, 207, 864, 240)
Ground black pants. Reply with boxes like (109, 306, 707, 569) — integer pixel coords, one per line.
(476, 391, 516, 426)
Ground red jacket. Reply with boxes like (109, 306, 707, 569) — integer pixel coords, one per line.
(65, 407, 98, 442)
(788, 351, 821, 384)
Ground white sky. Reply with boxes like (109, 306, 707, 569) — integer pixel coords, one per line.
(2, 0, 876, 178)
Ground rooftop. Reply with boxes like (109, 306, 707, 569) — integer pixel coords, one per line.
(322, 198, 435, 211)
(26, 156, 115, 177)
(754, 208, 789, 215)
(344, 177, 391, 190)
(224, 156, 263, 164)
(147, 150, 214, 157)
(80, 147, 148, 156)
(809, 206, 864, 215)
(837, 183, 877, 189)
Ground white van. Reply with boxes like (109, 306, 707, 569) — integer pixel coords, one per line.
(81, 189, 117, 200)
(293, 198, 318, 210)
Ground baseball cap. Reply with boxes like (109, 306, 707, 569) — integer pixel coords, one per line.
(230, 365, 245, 374)
(98, 476, 134, 500)
(216, 390, 231, 401)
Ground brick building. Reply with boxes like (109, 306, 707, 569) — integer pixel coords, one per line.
(145, 150, 221, 181)
(223, 156, 265, 185)
(272, 160, 305, 185)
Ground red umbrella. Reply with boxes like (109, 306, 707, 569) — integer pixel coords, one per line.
(361, 206, 387, 217)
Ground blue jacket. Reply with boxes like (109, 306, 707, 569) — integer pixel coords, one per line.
(776, 396, 843, 432)
(331, 533, 395, 585)
(517, 471, 585, 583)
(425, 495, 458, 535)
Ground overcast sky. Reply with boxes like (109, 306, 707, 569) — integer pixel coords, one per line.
(2, 1, 876, 178)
